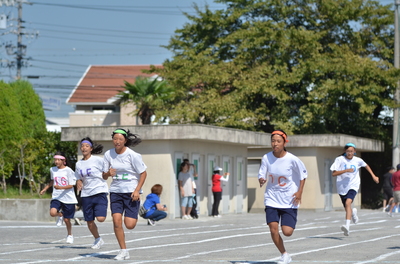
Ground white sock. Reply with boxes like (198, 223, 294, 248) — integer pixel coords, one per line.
(121, 249, 127, 252)
(346, 219, 351, 227)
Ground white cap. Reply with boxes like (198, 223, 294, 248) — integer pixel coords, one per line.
(213, 166, 222, 171)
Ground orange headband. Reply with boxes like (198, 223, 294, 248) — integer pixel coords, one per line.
(271, 130, 289, 142)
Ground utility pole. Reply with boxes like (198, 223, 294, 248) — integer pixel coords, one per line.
(16, 0, 23, 79)
(0, 0, 36, 79)
(394, 0, 400, 167)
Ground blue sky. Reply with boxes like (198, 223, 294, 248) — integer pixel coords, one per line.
(0, 0, 224, 118)
(0, 0, 394, 119)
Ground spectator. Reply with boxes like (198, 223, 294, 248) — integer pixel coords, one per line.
(142, 184, 168, 226)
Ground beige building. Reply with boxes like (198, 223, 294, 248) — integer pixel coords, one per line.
(61, 125, 383, 219)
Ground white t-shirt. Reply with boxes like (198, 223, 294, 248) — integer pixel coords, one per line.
(103, 148, 147, 193)
(330, 155, 367, 195)
(50, 166, 78, 204)
(178, 171, 193, 196)
(75, 155, 108, 197)
(258, 152, 308, 209)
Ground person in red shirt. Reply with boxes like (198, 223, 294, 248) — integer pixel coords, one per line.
(388, 164, 400, 216)
(211, 166, 229, 217)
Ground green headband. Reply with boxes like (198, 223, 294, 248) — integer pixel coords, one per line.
(113, 129, 127, 135)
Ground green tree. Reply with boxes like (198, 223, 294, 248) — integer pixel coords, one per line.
(154, 0, 398, 139)
(0, 81, 24, 193)
(119, 76, 175, 124)
(10, 80, 46, 137)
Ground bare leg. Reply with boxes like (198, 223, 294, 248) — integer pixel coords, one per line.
(112, 213, 126, 249)
(181, 206, 186, 217)
(268, 222, 286, 254)
(344, 199, 352, 220)
(64, 218, 72, 236)
(87, 221, 100, 239)
(389, 201, 396, 214)
(186, 207, 192, 216)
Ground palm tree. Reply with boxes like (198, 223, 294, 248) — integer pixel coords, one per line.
(119, 76, 175, 124)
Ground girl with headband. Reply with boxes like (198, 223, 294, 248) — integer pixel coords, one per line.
(75, 137, 108, 249)
(330, 143, 379, 236)
(102, 128, 147, 261)
(40, 151, 77, 244)
(258, 130, 307, 264)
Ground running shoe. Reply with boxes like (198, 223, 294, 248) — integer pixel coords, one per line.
(91, 237, 104, 249)
(352, 208, 359, 224)
(277, 252, 292, 264)
(147, 219, 156, 226)
(66, 235, 74, 244)
(341, 225, 349, 236)
(114, 250, 130, 260)
(56, 216, 63, 227)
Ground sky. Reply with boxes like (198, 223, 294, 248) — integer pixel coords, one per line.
(0, 0, 395, 120)
(0, 0, 225, 119)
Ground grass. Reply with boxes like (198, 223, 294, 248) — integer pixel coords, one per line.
(0, 186, 52, 199)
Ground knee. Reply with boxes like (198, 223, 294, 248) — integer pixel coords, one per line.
(282, 229, 294, 237)
(96, 217, 106, 223)
(281, 226, 294, 237)
(125, 223, 137, 230)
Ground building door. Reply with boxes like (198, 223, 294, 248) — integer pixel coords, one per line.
(207, 155, 215, 215)
(174, 152, 184, 218)
(192, 154, 201, 214)
(222, 156, 232, 214)
(324, 159, 333, 211)
(235, 157, 244, 213)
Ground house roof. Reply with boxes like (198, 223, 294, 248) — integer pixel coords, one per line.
(66, 65, 161, 105)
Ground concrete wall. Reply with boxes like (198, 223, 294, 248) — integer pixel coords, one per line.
(0, 199, 53, 222)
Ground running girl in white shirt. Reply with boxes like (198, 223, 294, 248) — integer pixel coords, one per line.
(330, 143, 379, 236)
(258, 130, 307, 264)
(75, 137, 108, 249)
(40, 151, 77, 244)
(102, 128, 147, 261)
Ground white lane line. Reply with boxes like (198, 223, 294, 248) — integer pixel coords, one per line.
(7, 223, 381, 264)
(354, 249, 400, 264)
(264, 232, 400, 263)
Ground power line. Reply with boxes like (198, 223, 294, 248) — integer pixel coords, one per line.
(28, 27, 169, 41)
(31, 52, 168, 57)
(39, 35, 164, 47)
(28, 21, 173, 36)
(30, 2, 221, 15)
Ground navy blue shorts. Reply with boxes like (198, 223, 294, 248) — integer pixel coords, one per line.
(81, 193, 108, 221)
(110, 192, 139, 219)
(50, 199, 76, 219)
(339, 189, 357, 207)
(265, 206, 298, 229)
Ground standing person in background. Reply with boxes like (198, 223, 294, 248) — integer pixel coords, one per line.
(183, 159, 199, 219)
(40, 151, 77, 244)
(330, 143, 379, 236)
(388, 164, 400, 217)
(382, 166, 395, 212)
(103, 128, 147, 261)
(142, 184, 168, 226)
(258, 130, 307, 264)
(211, 166, 229, 217)
(75, 137, 108, 249)
(178, 162, 194, 219)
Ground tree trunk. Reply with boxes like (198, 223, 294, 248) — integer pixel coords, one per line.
(1, 173, 6, 194)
